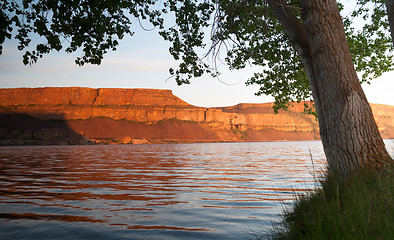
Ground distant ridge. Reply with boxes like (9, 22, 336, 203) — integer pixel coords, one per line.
(0, 87, 392, 145)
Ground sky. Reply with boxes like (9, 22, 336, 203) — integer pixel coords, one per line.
(0, 5, 393, 108)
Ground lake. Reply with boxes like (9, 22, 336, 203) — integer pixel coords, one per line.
(0, 141, 392, 240)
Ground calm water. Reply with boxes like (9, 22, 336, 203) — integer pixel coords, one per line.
(0, 141, 391, 240)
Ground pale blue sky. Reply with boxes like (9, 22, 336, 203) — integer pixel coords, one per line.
(0, 4, 393, 107)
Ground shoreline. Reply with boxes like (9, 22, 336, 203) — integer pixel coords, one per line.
(1, 138, 392, 147)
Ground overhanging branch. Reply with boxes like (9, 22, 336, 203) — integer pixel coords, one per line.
(267, 0, 310, 58)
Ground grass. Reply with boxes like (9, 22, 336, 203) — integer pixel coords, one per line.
(267, 166, 394, 240)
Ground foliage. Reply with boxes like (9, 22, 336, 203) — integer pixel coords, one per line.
(342, 0, 394, 83)
(269, 166, 394, 240)
(0, 0, 164, 65)
(208, 1, 310, 112)
(0, 0, 393, 111)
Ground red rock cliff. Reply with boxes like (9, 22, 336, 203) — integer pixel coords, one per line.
(0, 87, 190, 106)
(0, 87, 392, 144)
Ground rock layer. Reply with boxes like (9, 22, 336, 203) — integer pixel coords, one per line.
(0, 87, 392, 145)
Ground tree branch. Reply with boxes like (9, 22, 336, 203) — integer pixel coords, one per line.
(267, 0, 310, 58)
(386, 0, 394, 46)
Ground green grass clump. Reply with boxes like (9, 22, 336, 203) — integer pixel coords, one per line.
(271, 167, 394, 240)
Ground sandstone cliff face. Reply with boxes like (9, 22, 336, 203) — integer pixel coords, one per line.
(0, 87, 190, 107)
(0, 87, 392, 145)
(371, 104, 394, 138)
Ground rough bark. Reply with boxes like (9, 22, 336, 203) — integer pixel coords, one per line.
(386, 0, 394, 46)
(269, 0, 393, 179)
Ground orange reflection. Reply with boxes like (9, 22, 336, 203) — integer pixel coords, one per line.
(0, 143, 326, 230)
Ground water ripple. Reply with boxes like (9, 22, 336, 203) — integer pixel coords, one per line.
(0, 141, 340, 239)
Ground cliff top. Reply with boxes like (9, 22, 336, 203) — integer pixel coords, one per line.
(0, 87, 392, 113)
(0, 87, 191, 107)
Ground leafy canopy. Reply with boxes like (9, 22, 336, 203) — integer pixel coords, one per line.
(1, 0, 392, 112)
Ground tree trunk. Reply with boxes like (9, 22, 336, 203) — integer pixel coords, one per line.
(386, 0, 394, 46)
(269, 0, 393, 179)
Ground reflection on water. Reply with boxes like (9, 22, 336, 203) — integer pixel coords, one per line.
(1, 141, 330, 239)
